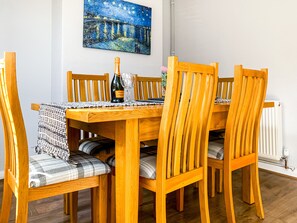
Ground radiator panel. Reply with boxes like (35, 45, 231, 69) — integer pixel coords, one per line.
(258, 101, 283, 161)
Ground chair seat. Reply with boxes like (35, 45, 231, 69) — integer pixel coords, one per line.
(106, 150, 157, 179)
(208, 139, 224, 160)
(29, 151, 111, 188)
(139, 154, 157, 179)
(78, 136, 115, 155)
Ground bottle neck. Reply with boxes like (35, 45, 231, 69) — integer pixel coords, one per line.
(114, 57, 120, 76)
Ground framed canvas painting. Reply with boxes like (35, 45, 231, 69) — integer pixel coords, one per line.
(83, 0, 152, 55)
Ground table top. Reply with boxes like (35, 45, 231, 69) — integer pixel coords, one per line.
(31, 101, 275, 123)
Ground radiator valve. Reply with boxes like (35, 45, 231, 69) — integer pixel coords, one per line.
(280, 155, 295, 171)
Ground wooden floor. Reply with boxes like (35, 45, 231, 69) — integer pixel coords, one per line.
(1, 169, 297, 222)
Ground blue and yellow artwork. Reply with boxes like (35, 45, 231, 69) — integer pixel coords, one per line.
(83, 0, 152, 55)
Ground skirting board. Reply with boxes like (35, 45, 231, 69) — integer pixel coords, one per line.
(259, 161, 297, 178)
(0, 170, 3, 180)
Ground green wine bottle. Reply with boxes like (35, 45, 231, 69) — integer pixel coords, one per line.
(111, 57, 124, 103)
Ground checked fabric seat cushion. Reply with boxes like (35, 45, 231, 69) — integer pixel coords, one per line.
(106, 146, 157, 179)
(78, 136, 115, 156)
(208, 139, 224, 160)
(29, 151, 111, 188)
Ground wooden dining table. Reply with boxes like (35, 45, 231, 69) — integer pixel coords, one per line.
(31, 101, 274, 223)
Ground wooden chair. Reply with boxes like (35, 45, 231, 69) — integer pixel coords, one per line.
(134, 75, 162, 100)
(216, 77, 234, 100)
(67, 71, 114, 161)
(208, 65, 267, 222)
(67, 70, 111, 142)
(134, 75, 162, 148)
(0, 52, 110, 223)
(209, 77, 234, 196)
(65, 71, 114, 216)
(138, 56, 218, 222)
(67, 71, 110, 102)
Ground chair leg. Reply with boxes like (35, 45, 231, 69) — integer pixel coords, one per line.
(208, 167, 216, 197)
(153, 193, 156, 218)
(242, 166, 255, 204)
(0, 179, 13, 222)
(198, 179, 210, 223)
(15, 193, 29, 223)
(224, 169, 236, 223)
(64, 193, 70, 215)
(90, 190, 94, 222)
(92, 187, 99, 223)
(139, 187, 143, 205)
(110, 174, 116, 223)
(250, 164, 264, 219)
(69, 191, 78, 223)
(155, 190, 167, 223)
(93, 174, 108, 223)
(176, 188, 184, 212)
(217, 169, 223, 193)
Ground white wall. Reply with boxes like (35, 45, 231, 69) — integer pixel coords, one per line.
(57, 0, 163, 101)
(0, 0, 163, 174)
(174, 0, 297, 177)
(0, 0, 52, 176)
(1, 0, 296, 178)
(163, 0, 171, 65)
(51, 0, 63, 102)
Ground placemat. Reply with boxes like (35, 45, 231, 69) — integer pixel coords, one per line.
(35, 101, 162, 161)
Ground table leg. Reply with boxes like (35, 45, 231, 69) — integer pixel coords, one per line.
(115, 119, 140, 223)
(242, 166, 255, 204)
(65, 125, 80, 215)
(67, 125, 80, 150)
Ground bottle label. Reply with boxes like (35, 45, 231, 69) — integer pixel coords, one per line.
(115, 90, 124, 98)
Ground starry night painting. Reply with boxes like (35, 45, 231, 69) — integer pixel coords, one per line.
(83, 0, 152, 55)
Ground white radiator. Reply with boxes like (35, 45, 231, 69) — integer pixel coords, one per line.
(258, 101, 283, 161)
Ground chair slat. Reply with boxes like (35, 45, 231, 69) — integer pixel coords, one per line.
(217, 77, 234, 100)
(68, 72, 111, 103)
(86, 80, 92, 101)
(135, 75, 162, 100)
(0, 52, 109, 222)
(67, 71, 111, 140)
(74, 80, 79, 102)
(139, 56, 217, 222)
(79, 80, 87, 102)
(93, 81, 99, 101)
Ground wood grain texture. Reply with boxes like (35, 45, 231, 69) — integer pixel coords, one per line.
(211, 75, 234, 195)
(0, 52, 109, 223)
(139, 56, 218, 223)
(208, 65, 268, 223)
(30, 93, 274, 223)
(66, 71, 114, 217)
(66, 71, 113, 142)
(134, 75, 162, 100)
(217, 77, 234, 100)
(2, 169, 297, 223)
(67, 71, 110, 102)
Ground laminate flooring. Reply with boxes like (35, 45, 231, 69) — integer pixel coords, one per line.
(1, 169, 297, 222)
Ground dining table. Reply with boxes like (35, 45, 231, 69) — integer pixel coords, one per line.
(31, 100, 275, 223)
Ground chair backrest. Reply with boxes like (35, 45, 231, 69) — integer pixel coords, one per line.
(0, 52, 29, 187)
(67, 71, 110, 102)
(224, 65, 268, 162)
(217, 77, 234, 99)
(156, 56, 218, 180)
(134, 75, 162, 100)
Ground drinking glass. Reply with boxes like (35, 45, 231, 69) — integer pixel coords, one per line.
(120, 73, 136, 103)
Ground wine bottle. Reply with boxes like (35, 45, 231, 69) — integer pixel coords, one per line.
(111, 57, 124, 103)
